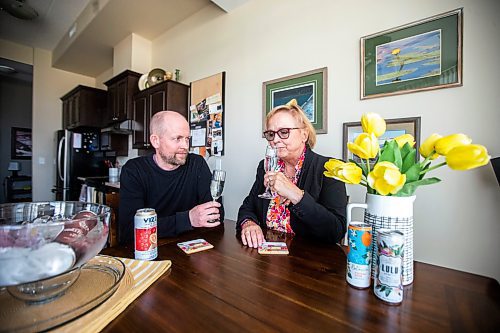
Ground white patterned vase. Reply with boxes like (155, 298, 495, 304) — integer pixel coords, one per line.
(347, 193, 416, 285)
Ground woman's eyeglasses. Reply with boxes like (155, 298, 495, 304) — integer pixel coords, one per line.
(263, 128, 301, 141)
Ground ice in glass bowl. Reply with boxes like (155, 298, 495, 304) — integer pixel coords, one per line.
(0, 201, 110, 301)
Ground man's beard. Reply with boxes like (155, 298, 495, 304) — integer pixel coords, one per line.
(158, 151, 187, 166)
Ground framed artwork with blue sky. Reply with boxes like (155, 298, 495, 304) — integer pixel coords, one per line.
(343, 117, 421, 165)
(361, 8, 463, 99)
(263, 67, 327, 134)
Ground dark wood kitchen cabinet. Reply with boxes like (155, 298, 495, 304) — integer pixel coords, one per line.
(100, 132, 129, 156)
(61, 85, 107, 129)
(103, 70, 141, 126)
(132, 80, 189, 149)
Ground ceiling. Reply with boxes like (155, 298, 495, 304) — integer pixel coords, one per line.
(0, 0, 91, 50)
(0, 0, 250, 77)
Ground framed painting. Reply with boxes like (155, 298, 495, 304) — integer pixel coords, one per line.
(11, 127, 32, 160)
(263, 67, 327, 134)
(361, 8, 463, 99)
(342, 117, 421, 164)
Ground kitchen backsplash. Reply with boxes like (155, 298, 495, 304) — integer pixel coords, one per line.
(116, 135, 139, 168)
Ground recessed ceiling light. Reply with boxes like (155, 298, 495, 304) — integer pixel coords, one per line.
(0, 65, 17, 73)
(69, 23, 77, 38)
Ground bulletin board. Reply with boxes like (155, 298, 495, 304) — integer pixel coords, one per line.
(189, 72, 226, 158)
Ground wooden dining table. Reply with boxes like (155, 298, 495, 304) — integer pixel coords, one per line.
(101, 220, 500, 332)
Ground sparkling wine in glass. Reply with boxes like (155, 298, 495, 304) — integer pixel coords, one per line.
(258, 146, 278, 199)
(209, 169, 226, 222)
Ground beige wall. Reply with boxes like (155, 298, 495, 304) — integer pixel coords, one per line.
(96, 67, 113, 89)
(152, 0, 500, 280)
(113, 34, 133, 76)
(130, 34, 152, 75)
(0, 39, 33, 65)
(113, 33, 151, 77)
(32, 49, 95, 201)
(1, 40, 96, 202)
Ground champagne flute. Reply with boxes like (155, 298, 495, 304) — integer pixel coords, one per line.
(209, 169, 226, 223)
(258, 146, 278, 199)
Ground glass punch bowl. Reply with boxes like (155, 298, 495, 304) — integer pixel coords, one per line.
(0, 201, 110, 303)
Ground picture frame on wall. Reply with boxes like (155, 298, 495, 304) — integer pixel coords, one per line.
(361, 8, 463, 99)
(11, 127, 32, 160)
(342, 117, 421, 164)
(263, 67, 327, 134)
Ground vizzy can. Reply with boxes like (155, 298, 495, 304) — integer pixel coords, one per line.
(346, 222, 372, 289)
(134, 208, 158, 260)
(374, 229, 404, 304)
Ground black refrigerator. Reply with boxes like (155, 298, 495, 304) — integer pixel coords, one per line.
(53, 129, 112, 201)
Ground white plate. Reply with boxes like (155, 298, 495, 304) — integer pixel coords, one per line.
(138, 73, 148, 91)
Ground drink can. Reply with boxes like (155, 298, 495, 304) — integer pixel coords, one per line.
(374, 229, 404, 304)
(134, 208, 158, 260)
(346, 222, 372, 289)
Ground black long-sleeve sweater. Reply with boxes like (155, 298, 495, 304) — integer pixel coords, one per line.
(118, 153, 224, 245)
(237, 148, 347, 244)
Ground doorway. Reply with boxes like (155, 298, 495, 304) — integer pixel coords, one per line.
(0, 57, 33, 203)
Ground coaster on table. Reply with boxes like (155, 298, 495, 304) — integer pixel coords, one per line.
(177, 239, 214, 254)
(258, 242, 289, 255)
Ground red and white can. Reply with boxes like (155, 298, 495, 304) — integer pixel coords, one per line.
(134, 208, 158, 260)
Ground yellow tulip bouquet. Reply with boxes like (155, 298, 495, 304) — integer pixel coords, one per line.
(324, 113, 490, 196)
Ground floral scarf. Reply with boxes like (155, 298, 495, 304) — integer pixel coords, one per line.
(265, 146, 306, 234)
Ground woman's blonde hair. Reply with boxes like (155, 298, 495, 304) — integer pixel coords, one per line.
(266, 100, 317, 148)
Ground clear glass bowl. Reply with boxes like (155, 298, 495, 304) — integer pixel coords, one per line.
(0, 255, 126, 332)
(0, 201, 110, 302)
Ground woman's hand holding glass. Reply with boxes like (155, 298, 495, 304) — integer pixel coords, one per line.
(265, 172, 304, 204)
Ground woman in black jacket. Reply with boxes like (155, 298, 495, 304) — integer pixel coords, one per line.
(237, 101, 348, 247)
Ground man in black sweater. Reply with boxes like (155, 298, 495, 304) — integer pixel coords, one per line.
(118, 111, 223, 245)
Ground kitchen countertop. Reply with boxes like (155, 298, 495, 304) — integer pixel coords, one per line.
(105, 182, 120, 189)
(77, 176, 109, 182)
(78, 176, 120, 190)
